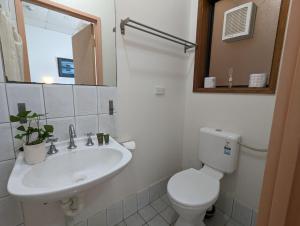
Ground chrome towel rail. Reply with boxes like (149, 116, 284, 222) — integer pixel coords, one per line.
(120, 17, 198, 53)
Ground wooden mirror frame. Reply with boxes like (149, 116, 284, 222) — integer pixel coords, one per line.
(193, 0, 290, 94)
(14, 0, 103, 85)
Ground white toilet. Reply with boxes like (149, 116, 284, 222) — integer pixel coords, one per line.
(167, 127, 240, 226)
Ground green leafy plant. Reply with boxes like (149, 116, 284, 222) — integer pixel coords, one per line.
(10, 111, 54, 146)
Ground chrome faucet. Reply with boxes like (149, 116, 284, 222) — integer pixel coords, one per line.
(68, 124, 77, 149)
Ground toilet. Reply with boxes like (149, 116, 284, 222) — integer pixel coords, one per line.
(167, 127, 240, 226)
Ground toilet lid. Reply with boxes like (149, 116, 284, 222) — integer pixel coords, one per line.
(167, 168, 220, 208)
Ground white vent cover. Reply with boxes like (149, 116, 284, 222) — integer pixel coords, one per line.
(222, 2, 257, 42)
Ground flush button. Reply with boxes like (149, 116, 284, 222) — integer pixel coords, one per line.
(216, 129, 222, 132)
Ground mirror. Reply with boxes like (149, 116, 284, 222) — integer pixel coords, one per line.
(193, 0, 290, 93)
(0, 0, 116, 86)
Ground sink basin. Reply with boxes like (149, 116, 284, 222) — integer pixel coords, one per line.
(7, 137, 132, 202)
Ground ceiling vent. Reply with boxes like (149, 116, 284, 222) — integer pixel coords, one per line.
(222, 2, 257, 42)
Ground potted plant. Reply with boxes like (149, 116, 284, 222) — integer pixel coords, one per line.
(10, 110, 54, 164)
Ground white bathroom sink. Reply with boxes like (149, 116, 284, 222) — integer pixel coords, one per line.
(7, 137, 132, 202)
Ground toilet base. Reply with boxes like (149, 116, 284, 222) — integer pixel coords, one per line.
(174, 215, 206, 226)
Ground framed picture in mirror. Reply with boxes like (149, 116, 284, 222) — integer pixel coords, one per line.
(57, 58, 74, 78)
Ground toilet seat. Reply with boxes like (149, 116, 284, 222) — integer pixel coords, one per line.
(167, 168, 220, 209)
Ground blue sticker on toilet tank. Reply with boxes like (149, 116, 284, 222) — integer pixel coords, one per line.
(224, 143, 231, 155)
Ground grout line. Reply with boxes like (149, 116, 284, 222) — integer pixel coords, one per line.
(41, 84, 48, 124)
(3, 84, 16, 158)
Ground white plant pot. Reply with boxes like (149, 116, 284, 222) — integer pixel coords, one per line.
(23, 141, 47, 165)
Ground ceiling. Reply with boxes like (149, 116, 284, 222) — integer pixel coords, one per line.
(22, 2, 90, 36)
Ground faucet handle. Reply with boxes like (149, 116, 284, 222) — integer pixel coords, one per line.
(47, 137, 58, 144)
(86, 132, 94, 137)
(47, 137, 59, 155)
(86, 133, 94, 146)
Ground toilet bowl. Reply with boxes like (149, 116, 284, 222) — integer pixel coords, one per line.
(168, 128, 240, 226)
(167, 167, 223, 226)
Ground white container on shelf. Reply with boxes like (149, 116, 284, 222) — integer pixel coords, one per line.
(249, 73, 268, 87)
(204, 77, 216, 88)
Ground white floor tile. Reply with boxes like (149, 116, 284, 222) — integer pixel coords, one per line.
(148, 215, 168, 226)
(138, 205, 157, 222)
(151, 199, 168, 213)
(160, 207, 178, 224)
(125, 213, 145, 226)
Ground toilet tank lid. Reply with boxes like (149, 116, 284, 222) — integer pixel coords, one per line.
(200, 127, 240, 141)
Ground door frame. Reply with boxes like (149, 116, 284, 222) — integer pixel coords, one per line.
(257, 0, 300, 225)
(14, 0, 103, 84)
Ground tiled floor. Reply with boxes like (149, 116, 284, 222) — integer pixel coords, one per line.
(117, 194, 178, 226)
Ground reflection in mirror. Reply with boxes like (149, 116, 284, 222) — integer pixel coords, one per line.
(0, 0, 116, 86)
(23, 2, 93, 84)
(193, 0, 289, 93)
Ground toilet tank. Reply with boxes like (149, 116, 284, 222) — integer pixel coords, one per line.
(199, 128, 240, 174)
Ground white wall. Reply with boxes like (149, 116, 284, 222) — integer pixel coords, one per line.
(21, 0, 188, 225)
(181, 0, 276, 210)
(25, 25, 74, 84)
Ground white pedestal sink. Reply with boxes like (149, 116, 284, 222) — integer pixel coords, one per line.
(7, 136, 132, 207)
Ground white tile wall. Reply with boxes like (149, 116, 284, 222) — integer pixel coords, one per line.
(123, 194, 138, 219)
(0, 160, 14, 197)
(6, 84, 45, 116)
(0, 123, 15, 161)
(107, 201, 123, 226)
(251, 210, 257, 226)
(216, 193, 234, 217)
(149, 182, 162, 203)
(98, 114, 116, 137)
(137, 188, 149, 210)
(98, 87, 117, 114)
(43, 85, 74, 118)
(0, 84, 9, 123)
(87, 209, 106, 226)
(47, 117, 75, 141)
(73, 86, 98, 116)
(232, 201, 253, 226)
(0, 83, 118, 226)
(75, 115, 98, 137)
(0, 196, 23, 226)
